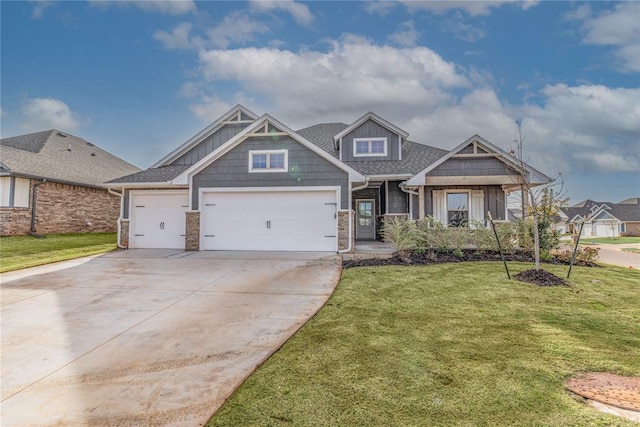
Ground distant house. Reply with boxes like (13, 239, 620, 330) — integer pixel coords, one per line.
(0, 130, 140, 236)
(555, 198, 640, 238)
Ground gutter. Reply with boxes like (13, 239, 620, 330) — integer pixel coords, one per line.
(108, 188, 126, 249)
(399, 181, 419, 196)
(338, 178, 370, 254)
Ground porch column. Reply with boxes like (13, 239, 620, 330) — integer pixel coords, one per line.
(418, 186, 425, 220)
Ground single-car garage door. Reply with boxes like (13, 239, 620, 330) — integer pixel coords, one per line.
(200, 189, 338, 251)
(130, 191, 189, 249)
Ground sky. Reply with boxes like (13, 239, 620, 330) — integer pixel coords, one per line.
(1, 0, 638, 205)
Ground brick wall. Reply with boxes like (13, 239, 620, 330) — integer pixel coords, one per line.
(185, 211, 200, 251)
(623, 222, 640, 237)
(0, 180, 121, 236)
(120, 219, 130, 247)
(338, 210, 354, 252)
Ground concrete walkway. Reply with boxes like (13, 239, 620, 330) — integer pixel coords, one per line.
(581, 243, 640, 269)
(1, 250, 341, 426)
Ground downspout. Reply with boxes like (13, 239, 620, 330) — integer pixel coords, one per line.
(338, 178, 370, 254)
(399, 181, 419, 220)
(30, 179, 46, 237)
(108, 188, 126, 249)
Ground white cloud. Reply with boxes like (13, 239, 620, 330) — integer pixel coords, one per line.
(21, 97, 80, 131)
(579, 2, 640, 72)
(0, 107, 6, 118)
(441, 12, 487, 42)
(31, 0, 54, 19)
(363, 1, 397, 16)
(401, 1, 519, 17)
(207, 12, 270, 49)
(153, 22, 201, 50)
(195, 35, 469, 124)
(89, 0, 196, 15)
(563, 4, 591, 21)
(388, 20, 420, 47)
(249, 0, 313, 26)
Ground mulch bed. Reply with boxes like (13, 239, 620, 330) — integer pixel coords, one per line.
(343, 249, 599, 286)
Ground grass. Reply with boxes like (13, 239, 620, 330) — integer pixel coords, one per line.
(580, 236, 640, 245)
(207, 262, 640, 427)
(0, 232, 117, 273)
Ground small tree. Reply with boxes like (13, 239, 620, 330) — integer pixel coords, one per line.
(510, 121, 567, 270)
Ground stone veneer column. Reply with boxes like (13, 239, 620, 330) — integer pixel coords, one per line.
(120, 219, 130, 248)
(185, 211, 200, 251)
(338, 210, 355, 253)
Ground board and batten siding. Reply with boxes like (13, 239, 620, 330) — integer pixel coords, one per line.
(171, 123, 250, 166)
(429, 157, 519, 177)
(341, 119, 400, 161)
(387, 181, 408, 213)
(191, 136, 350, 210)
(423, 185, 506, 221)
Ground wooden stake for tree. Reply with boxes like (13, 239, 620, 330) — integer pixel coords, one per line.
(567, 222, 585, 279)
(488, 211, 511, 280)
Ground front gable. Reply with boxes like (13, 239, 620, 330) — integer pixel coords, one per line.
(333, 112, 409, 162)
(152, 105, 258, 168)
(406, 135, 551, 187)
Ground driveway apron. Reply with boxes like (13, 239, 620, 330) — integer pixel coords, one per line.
(0, 250, 341, 426)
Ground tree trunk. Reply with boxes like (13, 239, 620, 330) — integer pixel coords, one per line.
(532, 212, 541, 270)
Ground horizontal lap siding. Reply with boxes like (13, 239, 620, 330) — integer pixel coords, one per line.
(424, 185, 506, 221)
(171, 123, 249, 166)
(430, 157, 519, 176)
(192, 136, 349, 210)
(342, 120, 400, 161)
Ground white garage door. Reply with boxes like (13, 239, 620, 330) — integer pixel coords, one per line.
(200, 189, 338, 251)
(130, 192, 189, 249)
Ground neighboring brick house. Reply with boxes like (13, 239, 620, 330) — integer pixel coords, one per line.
(555, 198, 640, 237)
(0, 130, 140, 236)
(105, 105, 550, 252)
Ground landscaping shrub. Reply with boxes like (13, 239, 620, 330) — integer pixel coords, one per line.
(382, 216, 421, 253)
(555, 246, 600, 266)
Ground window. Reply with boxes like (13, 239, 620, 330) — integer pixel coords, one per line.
(353, 138, 387, 157)
(447, 193, 468, 227)
(620, 223, 626, 233)
(0, 177, 30, 208)
(248, 150, 288, 173)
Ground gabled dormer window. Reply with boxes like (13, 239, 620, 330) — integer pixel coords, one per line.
(353, 137, 387, 157)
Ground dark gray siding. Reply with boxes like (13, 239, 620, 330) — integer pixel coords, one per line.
(387, 180, 408, 213)
(171, 123, 249, 166)
(341, 119, 400, 162)
(429, 157, 519, 177)
(423, 185, 506, 221)
(123, 189, 130, 219)
(411, 194, 419, 220)
(352, 187, 380, 215)
(192, 136, 349, 209)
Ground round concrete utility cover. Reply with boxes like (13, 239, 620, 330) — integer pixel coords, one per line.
(566, 372, 640, 411)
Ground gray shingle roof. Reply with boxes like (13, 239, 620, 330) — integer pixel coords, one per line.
(0, 130, 140, 187)
(297, 123, 447, 176)
(561, 199, 640, 222)
(107, 164, 190, 184)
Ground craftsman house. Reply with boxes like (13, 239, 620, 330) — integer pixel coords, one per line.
(555, 198, 640, 237)
(105, 105, 550, 252)
(0, 130, 140, 236)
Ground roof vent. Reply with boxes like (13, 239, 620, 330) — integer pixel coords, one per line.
(57, 132, 67, 138)
(67, 144, 71, 151)
(91, 153, 96, 156)
(86, 142, 94, 147)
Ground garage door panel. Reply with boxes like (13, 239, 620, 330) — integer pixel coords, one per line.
(131, 192, 189, 249)
(201, 190, 337, 252)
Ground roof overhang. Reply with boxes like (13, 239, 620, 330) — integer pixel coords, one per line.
(102, 181, 189, 189)
(172, 114, 366, 185)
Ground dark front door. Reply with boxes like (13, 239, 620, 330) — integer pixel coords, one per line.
(356, 199, 375, 240)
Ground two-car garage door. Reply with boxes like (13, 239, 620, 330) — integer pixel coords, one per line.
(200, 189, 338, 252)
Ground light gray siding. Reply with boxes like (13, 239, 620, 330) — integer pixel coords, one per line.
(192, 136, 349, 209)
(386, 180, 408, 213)
(429, 157, 519, 177)
(423, 185, 506, 221)
(341, 119, 400, 162)
(171, 123, 249, 166)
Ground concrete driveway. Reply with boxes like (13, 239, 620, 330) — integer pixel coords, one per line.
(1, 250, 341, 426)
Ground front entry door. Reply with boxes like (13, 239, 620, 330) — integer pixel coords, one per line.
(356, 199, 375, 240)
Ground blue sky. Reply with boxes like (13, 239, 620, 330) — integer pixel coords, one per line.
(1, 0, 638, 204)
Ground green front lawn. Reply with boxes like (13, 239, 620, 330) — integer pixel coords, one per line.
(0, 232, 117, 273)
(581, 236, 640, 245)
(208, 263, 640, 427)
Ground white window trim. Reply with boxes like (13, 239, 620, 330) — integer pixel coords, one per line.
(353, 137, 387, 157)
(248, 149, 288, 173)
(445, 190, 471, 227)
